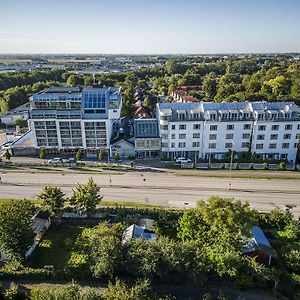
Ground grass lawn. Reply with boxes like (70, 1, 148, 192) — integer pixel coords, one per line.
(32, 224, 87, 273)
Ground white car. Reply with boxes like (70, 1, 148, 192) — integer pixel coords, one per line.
(175, 157, 192, 163)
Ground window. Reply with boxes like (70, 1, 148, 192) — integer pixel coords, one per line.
(161, 142, 168, 148)
(270, 134, 278, 140)
(179, 134, 186, 139)
(298, 124, 300, 130)
(258, 125, 266, 131)
(178, 113, 186, 120)
(257, 134, 265, 140)
(295, 143, 298, 148)
(171, 142, 175, 148)
(160, 125, 168, 130)
(242, 142, 249, 148)
(272, 125, 279, 130)
(282, 143, 290, 149)
(227, 124, 234, 130)
(179, 124, 186, 130)
(209, 134, 217, 140)
(226, 133, 234, 139)
(171, 134, 175, 139)
(296, 133, 300, 140)
(193, 124, 201, 130)
(225, 142, 233, 149)
(193, 133, 200, 138)
(210, 125, 218, 130)
(171, 124, 176, 130)
(244, 124, 251, 130)
(269, 143, 277, 149)
(243, 133, 250, 139)
(161, 134, 168, 139)
(256, 144, 263, 149)
(285, 124, 293, 130)
(193, 142, 200, 147)
(284, 134, 291, 140)
(209, 143, 216, 149)
(178, 142, 186, 148)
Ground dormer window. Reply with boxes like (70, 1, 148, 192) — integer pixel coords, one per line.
(210, 113, 216, 121)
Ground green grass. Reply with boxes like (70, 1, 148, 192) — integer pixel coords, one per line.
(32, 224, 86, 273)
(0, 198, 43, 204)
(100, 200, 164, 208)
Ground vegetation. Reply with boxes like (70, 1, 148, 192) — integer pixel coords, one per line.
(69, 177, 103, 215)
(3, 150, 11, 160)
(0, 201, 36, 262)
(39, 148, 46, 160)
(38, 186, 65, 215)
(76, 150, 83, 161)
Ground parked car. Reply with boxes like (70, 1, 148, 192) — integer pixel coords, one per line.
(48, 157, 63, 165)
(175, 157, 192, 163)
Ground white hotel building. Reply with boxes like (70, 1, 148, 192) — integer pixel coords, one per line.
(157, 101, 300, 163)
(29, 86, 122, 155)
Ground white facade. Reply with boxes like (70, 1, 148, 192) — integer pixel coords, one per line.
(157, 101, 300, 163)
(29, 86, 122, 153)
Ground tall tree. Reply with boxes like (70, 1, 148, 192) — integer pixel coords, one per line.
(38, 186, 65, 215)
(70, 177, 103, 215)
(0, 201, 36, 262)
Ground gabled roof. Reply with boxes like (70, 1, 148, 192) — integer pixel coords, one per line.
(243, 226, 272, 254)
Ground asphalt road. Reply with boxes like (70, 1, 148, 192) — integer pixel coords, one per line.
(0, 171, 299, 217)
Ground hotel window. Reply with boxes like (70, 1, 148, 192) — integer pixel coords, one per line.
(193, 124, 201, 129)
(209, 143, 216, 149)
(284, 134, 291, 140)
(193, 142, 200, 147)
(296, 134, 300, 139)
(160, 125, 168, 130)
(282, 143, 290, 149)
(171, 134, 175, 139)
(295, 143, 298, 148)
(256, 144, 264, 149)
(225, 142, 233, 149)
(269, 143, 277, 149)
(161, 134, 168, 139)
(178, 113, 186, 120)
(227, 124, 234, 130)
(226, 133, 234, 139)
(244, 124, 251, 130)
(297, 124, 300, 130)
(272, 125, 279, 130)
(171, 142, 175, 148)
(171, 124, 176, 130)
(242, 142, 249, 148)
(257, 134, 265, 140)
(209, 134, 217, 140)
(270, 134, 278, 140)
(179, 134, 186, 139)
(210, 125, 218, 130)
(178, 142, 186, 148)
(243, 133, 250, 139)
(285, 124, 293, 130)
(179, 124, 186, 130)
(193, 133, 200, 138)
(258, 125, 266, 131)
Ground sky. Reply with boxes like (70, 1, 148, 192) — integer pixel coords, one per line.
(0, 0, 300, 54)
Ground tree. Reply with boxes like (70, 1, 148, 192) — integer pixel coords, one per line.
(114, 150, 120, 161)
(70, 177, 103, 215)
(0, 201, 36, 262)
(13, 118, 27, 128)
(203, 72, 217, 99)
(39, 148, 46, 160)
(98, 149, 104, 161)
(3, 149, 11, 160)
(38, 186, 65, 215)
(67, 75, 84, 87)
(86, 223, 123, 279)
(76, 150, 82, 161)
(102, 279, 150, 300)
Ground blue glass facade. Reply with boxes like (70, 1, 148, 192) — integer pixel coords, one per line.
(83, 90, 106, 112)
